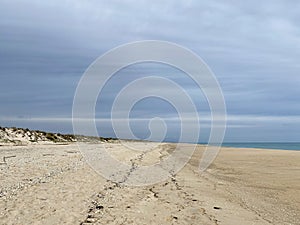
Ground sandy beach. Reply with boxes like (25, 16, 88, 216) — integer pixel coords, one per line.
(0, 142, 299, 225)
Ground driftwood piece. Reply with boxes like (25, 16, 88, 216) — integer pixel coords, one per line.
(3, 155, 16, 162)
(42, 153, 55, 156)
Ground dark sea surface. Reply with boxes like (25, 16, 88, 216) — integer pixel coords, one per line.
(219, 142, 300, 151)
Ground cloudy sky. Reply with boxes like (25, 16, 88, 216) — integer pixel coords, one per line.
(1, 0, 300, 142)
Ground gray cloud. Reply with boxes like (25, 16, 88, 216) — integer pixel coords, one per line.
(0, 0, 300, 141)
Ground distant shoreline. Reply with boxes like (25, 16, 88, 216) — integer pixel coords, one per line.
(1, 125, 299, 151)
(210, 142, 300, 151)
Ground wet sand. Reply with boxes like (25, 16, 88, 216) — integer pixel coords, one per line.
(0, 142, 299, 225)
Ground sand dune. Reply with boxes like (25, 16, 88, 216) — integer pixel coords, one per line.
(0, 127, 76, 146)
(0, 142, 299, 225)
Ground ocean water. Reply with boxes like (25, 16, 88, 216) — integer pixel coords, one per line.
(219, 142, 300, 151)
